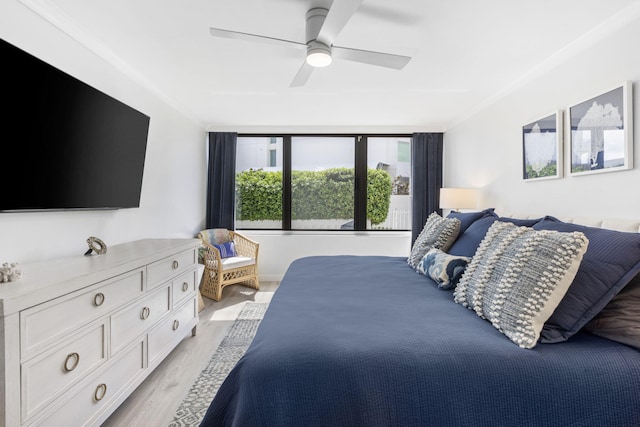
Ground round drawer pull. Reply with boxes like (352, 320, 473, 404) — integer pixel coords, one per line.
(94, 383, 107, 402)
(173, 319, 180, 331)
(93, 292, 105, 307)
(141, 306, 151, 320)
(63, 352, 80, 372)
(182, 282, 189, 292)
(172, 260, 179, 270)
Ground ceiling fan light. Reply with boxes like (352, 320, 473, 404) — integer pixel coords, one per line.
(306, 51, 332, 67)
(306, 42, 332, 67)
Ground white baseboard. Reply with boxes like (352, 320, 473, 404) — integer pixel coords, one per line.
(259, 274, 283, 283)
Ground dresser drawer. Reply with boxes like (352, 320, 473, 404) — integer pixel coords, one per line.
(22, 322, 107, 422)
(172, 268, 197, 307)
(147, 248, 197, 290)
(21, 268, 144, 358)
(110, 285, 171, 354)
(148, 297, 198, 365)
(27, 339, 145, 427)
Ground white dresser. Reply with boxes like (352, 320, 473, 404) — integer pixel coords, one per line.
(0, 239, 200, 427)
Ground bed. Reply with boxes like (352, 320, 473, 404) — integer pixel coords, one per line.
(199, 211, 640, 427)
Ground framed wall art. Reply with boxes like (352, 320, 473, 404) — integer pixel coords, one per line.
(569, 81, 633, 176)
(522, 110, 563, 181)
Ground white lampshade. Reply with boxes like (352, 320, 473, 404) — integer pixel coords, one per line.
(439, 188, 478, 211)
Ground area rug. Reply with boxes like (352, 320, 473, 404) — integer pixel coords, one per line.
(169, 302, 269, 427)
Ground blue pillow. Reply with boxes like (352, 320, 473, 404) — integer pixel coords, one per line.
(447, 208, 496, 234)
(533, 217, 640, 343)
(497, 216, 543, 227)
(417, 248, 470, 290)
(447, 215, 499, 257)
(213, 241, 237, 258)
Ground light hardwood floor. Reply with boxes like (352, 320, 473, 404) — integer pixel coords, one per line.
(102, 281, 279, 427)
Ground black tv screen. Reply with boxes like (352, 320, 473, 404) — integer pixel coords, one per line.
(0, 38, 150, 212)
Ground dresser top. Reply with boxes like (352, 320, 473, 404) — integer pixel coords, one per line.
(0, 238, 199, 316)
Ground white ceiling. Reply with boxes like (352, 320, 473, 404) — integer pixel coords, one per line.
(23, 0, 640, 130)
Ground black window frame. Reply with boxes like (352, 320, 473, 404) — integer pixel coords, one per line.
(237, 133, 412, 231)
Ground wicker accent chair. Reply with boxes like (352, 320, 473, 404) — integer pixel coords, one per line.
(197, 229, 260, 301)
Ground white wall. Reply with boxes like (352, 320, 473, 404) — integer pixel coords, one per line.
(445, 14, 640, 220)
(241, 230, 411, 281)
(0, 1, 207, 265)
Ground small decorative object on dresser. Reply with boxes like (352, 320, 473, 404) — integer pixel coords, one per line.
(84, 236, 108, 256)
(0, 238, 200, 427)
(0, 262, 22, 282)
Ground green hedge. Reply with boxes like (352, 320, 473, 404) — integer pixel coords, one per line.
(235, 168, 392, 225)
(235, 169, 282, 221)
(367, 169, 393, 225)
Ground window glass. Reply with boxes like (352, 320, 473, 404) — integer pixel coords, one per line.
(367, 137, 412, 230)
(235, 137, 283, 229)
(291, 136, 355, 230)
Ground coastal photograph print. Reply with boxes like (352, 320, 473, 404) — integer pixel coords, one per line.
(569, 81, 633, 176)
(522, 111, 563, 181)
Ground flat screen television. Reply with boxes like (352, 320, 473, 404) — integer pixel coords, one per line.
(0, 38, 150, 212)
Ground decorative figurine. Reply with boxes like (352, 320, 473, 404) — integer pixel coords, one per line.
(85, 236, 108, 256)
(0, 262, 22, 283)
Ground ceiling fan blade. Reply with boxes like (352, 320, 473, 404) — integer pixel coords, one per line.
(357, 4, 423, 26)
(333, 46, 411, 70)
(210, 27, 305, 49)
(316, 0, 364, 46)
(290, 61, 314, 87)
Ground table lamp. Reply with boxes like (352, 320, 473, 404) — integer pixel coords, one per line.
(439, 188, 478, 212)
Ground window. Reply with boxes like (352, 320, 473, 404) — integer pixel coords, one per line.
(291, 136, 355, 229)
(235, 137, 283, 229)
(367, 137, 412, 230)
(235, 134, 411, 231)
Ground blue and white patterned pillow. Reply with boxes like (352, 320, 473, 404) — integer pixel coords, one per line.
(213, 241, 237, 258)
(453, 221, 589, 349)
(417, 248, 471, 290)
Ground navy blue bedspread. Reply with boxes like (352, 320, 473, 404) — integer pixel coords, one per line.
(200, 256, 640, 427)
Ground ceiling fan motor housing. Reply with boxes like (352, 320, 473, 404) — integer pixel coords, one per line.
(305, 8, 329, 43)
(305, 8, 332, 67)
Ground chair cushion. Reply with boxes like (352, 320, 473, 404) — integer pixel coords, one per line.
(221, 256, 256, 269)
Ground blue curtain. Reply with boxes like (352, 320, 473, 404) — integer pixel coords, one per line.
(411, 132, 443, 245)
(206, 132, 237, 229)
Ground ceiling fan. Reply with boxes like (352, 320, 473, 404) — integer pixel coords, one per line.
(209, 0, 411, 87)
